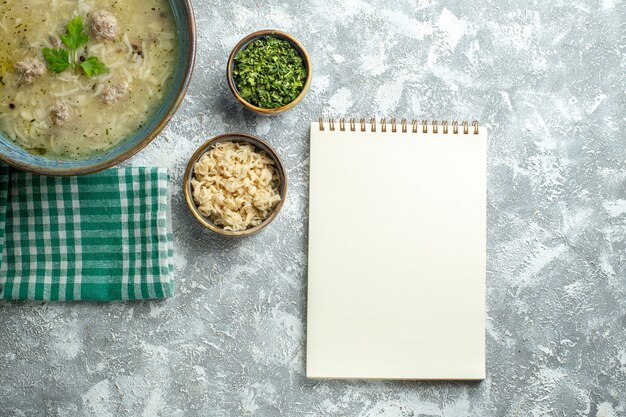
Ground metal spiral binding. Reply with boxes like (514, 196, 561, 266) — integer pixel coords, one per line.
(319, 118, 479, 134)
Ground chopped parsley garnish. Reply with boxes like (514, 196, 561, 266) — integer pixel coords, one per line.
(42, 16, 108, 77)
(232, 35, 307, 109)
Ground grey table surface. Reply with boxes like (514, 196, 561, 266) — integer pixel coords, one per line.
(1, 0, 625, 416)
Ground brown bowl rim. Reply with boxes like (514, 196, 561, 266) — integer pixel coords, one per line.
(227, 29, 312, 115)
(0, 0, 197, 176)
(183, 133, 288, 237)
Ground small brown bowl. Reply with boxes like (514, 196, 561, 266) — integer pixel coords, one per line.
(183, 133, 287, 237)
(227, 30, 312, 115)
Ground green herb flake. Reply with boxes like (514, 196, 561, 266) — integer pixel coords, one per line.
(80, 56, 108, 77)
(232, 35, 307, 109)
(42, 48, 69, 73)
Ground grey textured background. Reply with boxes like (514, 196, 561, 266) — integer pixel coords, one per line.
(1, 0, 625, 416)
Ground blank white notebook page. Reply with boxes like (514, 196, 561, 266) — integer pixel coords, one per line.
(307, 121, 487, 379)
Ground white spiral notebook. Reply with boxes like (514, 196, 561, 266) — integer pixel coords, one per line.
(307, 118, 487, 380)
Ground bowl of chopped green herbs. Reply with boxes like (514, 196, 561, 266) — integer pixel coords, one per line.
(227, 30, 311, 115)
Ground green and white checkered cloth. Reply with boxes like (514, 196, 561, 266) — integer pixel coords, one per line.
(0, 164, 174, 301)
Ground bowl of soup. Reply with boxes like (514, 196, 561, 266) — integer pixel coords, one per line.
(0, 0, 196, 175)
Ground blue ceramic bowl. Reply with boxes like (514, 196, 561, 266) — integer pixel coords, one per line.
(0, 0, 196, 176)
